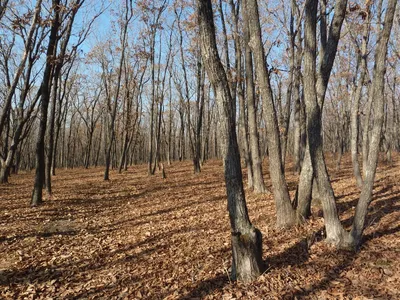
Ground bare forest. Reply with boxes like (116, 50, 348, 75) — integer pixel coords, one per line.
(0, 0, 399, 298)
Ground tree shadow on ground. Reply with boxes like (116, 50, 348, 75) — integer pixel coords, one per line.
(289, 249, 356, 298)
(178, 236, 317, 299)
(290, 219, 399, 298)
(363, 224, 400, 243)
(0, 224, 196, 287)
(266, 237, 311, 269)
(179, 274, 230, 299)
(0, 229, 78, 243)
(338, 185, 399, 229)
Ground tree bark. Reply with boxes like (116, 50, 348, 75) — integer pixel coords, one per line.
(293, 5, 303, 173)
(243, 0, 268, 194)
(197, 0, 264, 282)
(245, 0, 296, 226)
(349, 0, 397, 247)
(303, 0, 350, 245)
(229, 0, 251, 186)
(350, 2, 371, 188)
(31, 0, 61, 206)
(362, 85, 373, 178)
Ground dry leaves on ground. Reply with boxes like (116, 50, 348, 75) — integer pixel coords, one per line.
(0, 154, 399, 299)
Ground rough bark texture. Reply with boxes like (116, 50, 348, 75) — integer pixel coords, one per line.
(230, 0, 251, 188)
(0, 162, 9, 184)
(349, 0, 397, 248)
(303, 0, 350, 245)
(245, 0, 296, 226)
(295, 145, 313, 220)
(362, 87, 373, 178)
(243, 0, 266, 193)
(197, 0, 264, 282)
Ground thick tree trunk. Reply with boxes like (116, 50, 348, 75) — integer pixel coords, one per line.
(118, 88, 131, 174)
(386, 65, 396, 165)
(293, 97, 301, 172)
(295, 103, 315, 220)
(167, 77, 173, 165)
(178, 110, 185, 161)
(85, 129, 94, 169)
(198, 0, 264, 282)
(0, 121, 26, 184)
(104, 124, 113, 180)
(280, 87, 291, 167)
(52, 81, 64, 175)
(0, 164, 9, 184)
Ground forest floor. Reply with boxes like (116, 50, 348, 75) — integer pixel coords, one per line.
(0, 154, 399, 299)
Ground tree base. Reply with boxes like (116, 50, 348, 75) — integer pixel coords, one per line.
(325, 228, 359, 251)
(231, 227, 264, 282)
(31, 187, 43, 207)
(0, 167, 9, 184)
(253, 183, 268, 194)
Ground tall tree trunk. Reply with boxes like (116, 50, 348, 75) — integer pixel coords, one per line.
(293, 12, 303, 172)
(350, 2, 371, 188)
(362, 85, 373, 178)
(243, 1, 267, 193)
(167, 76, 173, 165)
(303, 0, 350, 245)
(386, 61, 396, 165)
(229, 0, 249, 178)
(218, 0, 235, 100)
(45, 63, 60, 194)
(31, 0, 61, 206)
(198, 0, 264, 282)
(349, 0, 397, 247)
(105, 0, 132, 180)
(245, 0, 295, 226)
(194, 51, 205, 173)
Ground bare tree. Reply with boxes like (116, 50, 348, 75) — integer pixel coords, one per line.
(242, 0, 268, 193)
(245, 0, 296, 227)
(349, 0, 397, 247)
(31, 0, 62, 206)
(104, 0, 133, 180)
(197, 0, 264, 282)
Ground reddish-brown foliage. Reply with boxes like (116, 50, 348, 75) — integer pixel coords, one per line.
(0, 154, 399, 299)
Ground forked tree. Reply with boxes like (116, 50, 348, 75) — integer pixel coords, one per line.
(303, 0, 397, 247)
